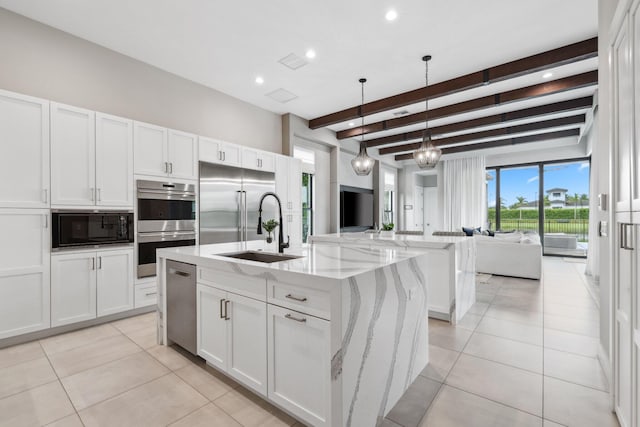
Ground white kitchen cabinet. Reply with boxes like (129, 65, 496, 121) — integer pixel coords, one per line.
(243, 148, 275, 172)
(0, 209, 50, 339)
(276, 155, 302, 211)
(135, 282, 158, 308)
(52, 248, 134, 326)
(134, 122, 198, 180)
(199, 136, 242, 167)
(51, 252, 97, 327)
(267, 304, 330, 427)
(51, 103, 96, 206)
(97, 249, 134, 317)
(285, 212, 303, 249)
(197, 282, 267, 396)
(95, 113, 134, 207)
(0, 90, 50, 208)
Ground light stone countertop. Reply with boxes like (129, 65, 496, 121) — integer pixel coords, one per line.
(310, 232, 471, 249)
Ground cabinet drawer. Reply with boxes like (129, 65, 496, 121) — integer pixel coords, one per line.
(135, 283, 158, 308)
(199, 268, 266, 301)
(268, 281, 330, 320)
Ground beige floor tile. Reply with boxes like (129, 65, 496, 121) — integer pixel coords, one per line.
(544, 293, 597, 309)
(455, 313, 483, 331)
(543, 329, 599, 357)
(420, 385, 542, 427)
(476, 282, 501, 296)
(484, 306, 543, 326)
(111, 312, 157, 335)
(544, 314, 599, 337)
(174, 363, 236, 401)
(147, 345, 192, 371)
(386, 376, 441, 427)
(429, 328, 473, 352)
(467, 301, 490, 316)
(463, 332, 542, 373)
(420, 345, 459, 382)
(0, 341, 45, 370)
(491, 295, 543, 313)
(44, 413, 84, 427)
(40, 324, 121, 355)
(543, 349, 608, 391)
(544, 302, 599, 321)
(0, 381, 75, 427)
(446, 354, 543, 416)
(48, 334, 141, 378)
(475, 292, 496, 303)
(475, 316, 543, 346)
(124, 327, 158, 349)
(542, 420, 565, 427)
(0, 357, 58, 399)
(497, 286, 543, 299)
(169, 403, 241, 427)
(79, 373, 207, 427)
(61, 351, 169, 410)
(214, 387, 295, 427)
(543, 376, 618, 427)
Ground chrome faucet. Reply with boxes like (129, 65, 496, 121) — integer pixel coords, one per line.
(257, 192, 289, 253)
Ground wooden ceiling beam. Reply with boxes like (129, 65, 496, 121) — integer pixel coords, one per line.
(337, 70, 597, 139)
(394, 129, 581, 160)
(365, 96, 593, 148)
(308, 37, 597, 129)
(378, 114, 586, 155)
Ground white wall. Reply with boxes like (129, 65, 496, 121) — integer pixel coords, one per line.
(0, 8, 281, 153)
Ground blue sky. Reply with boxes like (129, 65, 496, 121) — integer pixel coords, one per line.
(488, 161, 590, 207)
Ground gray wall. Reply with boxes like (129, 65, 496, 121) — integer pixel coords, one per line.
(0, 8, 281, 153)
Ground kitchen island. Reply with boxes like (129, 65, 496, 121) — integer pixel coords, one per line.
(156, 241, 430, 427)
(310, 232, 476, 323)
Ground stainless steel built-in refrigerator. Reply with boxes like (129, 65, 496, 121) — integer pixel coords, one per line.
(199, 162, 277, 245)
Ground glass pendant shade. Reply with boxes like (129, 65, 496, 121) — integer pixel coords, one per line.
(351, 141, 375, 176)
(414, 55, 441, 169)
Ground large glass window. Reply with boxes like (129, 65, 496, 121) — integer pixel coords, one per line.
(302, 172, 313, 243)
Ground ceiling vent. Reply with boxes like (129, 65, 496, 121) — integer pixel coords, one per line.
(266, 88, 298, 103)
(393, 110, 411, 116)
(278, 53, 308, 70)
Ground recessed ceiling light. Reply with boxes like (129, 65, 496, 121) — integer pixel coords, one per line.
(305, 49, 316, 59)
(348, 122, 355, 127)
(385, 9, 398, 21)
(542, 72, 553, 79)
(255, 76, 264, 85)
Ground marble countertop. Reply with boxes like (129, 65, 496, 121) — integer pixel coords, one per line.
(157, 240, 425, 280)
(310, 232, 470, 249)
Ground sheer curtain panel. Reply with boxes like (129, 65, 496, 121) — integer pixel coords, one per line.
(443, 156, 487, 232)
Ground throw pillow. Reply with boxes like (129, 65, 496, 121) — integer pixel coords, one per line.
(462, 227, 475, 236)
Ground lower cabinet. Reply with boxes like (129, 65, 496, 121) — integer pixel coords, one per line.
(52, 248, 133, 327)
(197, 283, 267, 395)
(267, 304, 330, 427)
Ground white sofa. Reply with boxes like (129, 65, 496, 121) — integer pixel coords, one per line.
(475, 232, 542, 280)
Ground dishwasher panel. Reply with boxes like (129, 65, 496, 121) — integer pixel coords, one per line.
(166, 260, 197, 354)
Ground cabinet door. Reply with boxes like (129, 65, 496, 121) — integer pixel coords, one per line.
(51, 103, 96, 206)
(0, 209, 50, 339)
(219, 142, 242, 167)
(258, 152, 276, 173)
(134, 121, 168, 177)
(242, 148, 260, 171)
(197, 284, 228, 371)
(226, 292, 268, 396)
(0, 90, 50, 208)
(267, 304, 330, 427)
(285, 212, 303, 248)
(96, 113, 133, 207)
(633, 2, 640, 212)
(275, 155, 289, 206)
(167, 129, 198, 179)
(633, 222, 640, 427)
(288, 158, 302, 211)
(199, 136, 222, 164)
(97, 249, 134, 317)
(51, 252, 97, 327)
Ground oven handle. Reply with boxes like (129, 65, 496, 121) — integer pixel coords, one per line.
(137, 232, 196, 243)
(137, 189, 196, 201)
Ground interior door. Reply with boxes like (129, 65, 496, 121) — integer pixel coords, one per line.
(423, 187, 438, 236)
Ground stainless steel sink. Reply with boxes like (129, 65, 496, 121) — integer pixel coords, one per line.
(218, 251, 302, 263)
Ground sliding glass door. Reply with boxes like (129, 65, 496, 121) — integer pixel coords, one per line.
(499, 165, 540, 235)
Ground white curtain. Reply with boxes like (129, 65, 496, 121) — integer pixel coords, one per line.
(585, 158, 599, 278)
(443, 156, 487, 232)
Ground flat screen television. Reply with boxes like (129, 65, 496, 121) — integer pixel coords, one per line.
(340, 186, 374, 230)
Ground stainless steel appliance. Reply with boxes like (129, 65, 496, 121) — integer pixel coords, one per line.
(51, 210, 133, 251)
(199, 162, 277, 244)
(136, 180, 196, 278)
(166, 260, 197, 354)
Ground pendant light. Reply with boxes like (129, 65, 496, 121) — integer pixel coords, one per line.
(351, 78, 375, 176)
(413, 55, 442, 169)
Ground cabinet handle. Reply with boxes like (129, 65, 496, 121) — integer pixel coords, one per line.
(164, 162, 168, 173)
(43, 189, 48, 204)
(42, 214, 48, 229)
(97, 188, 101, 201)
(91, 257, 95, 270)
(90, 187, 94, 201)
(144, 292, 157, 297)
(225, 300, 230, 320)
(98, 256, 102, 269)
(220, 298, 226, 319)
(169, 162, 173, 174)
(285, 313, 307, 323)
(285, 294, 308, 302)
(257, 158, 260, 168)
(218, 151, 222, 161)
(222, 152, 226, 161)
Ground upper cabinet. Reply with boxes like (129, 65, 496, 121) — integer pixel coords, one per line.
(0, 90, 50, 208)
(51, 104, 133, 207)
(133, 122, 198, 180)
(275, 155, 302, 212)
(199, 136, 241, 167)
(243, 148, 275, 172)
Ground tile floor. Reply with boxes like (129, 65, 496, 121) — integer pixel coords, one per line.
(0, 257, 620, 427)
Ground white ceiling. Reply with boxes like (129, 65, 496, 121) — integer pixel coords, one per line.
(0, 0, 598, 121)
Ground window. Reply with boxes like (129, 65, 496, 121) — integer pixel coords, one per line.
(383, 172, 395, 225)
(302, 172, 313, 243)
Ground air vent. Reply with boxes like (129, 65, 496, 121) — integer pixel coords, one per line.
(393, 110, 410, 116)
(278, 53, 308, 70)
(266, 88, 298, 103)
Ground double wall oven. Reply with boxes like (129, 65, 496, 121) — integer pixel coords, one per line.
(136, 180, 196, 278)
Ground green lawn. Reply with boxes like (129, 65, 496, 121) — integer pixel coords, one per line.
(488, 218, 589, 241)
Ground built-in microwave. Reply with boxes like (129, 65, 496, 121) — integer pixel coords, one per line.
(51, 210, 134, 251)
